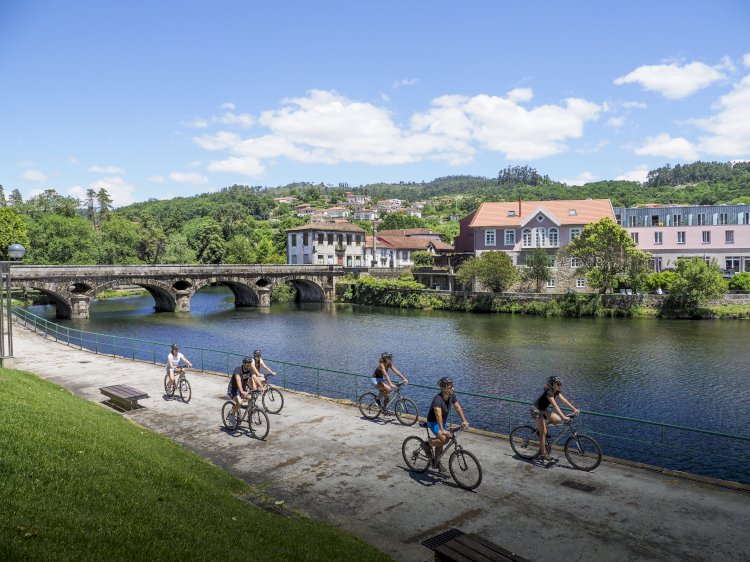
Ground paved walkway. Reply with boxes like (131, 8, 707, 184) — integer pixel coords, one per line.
(10, 326, 750, 562)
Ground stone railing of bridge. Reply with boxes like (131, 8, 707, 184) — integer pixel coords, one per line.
(9, 264, 349, 319)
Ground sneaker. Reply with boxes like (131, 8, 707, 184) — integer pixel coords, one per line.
(432, 460, 447, 473)
(227, 413, 237, 426)
(540, 452, 553, 461)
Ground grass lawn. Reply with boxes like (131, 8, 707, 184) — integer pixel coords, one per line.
(0, 368, 390, 561)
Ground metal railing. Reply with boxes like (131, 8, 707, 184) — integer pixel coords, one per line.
(12, 306, 750, 486)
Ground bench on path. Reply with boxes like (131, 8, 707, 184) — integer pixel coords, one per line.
(422, 528, 531, 562)
(99, 385, 149, 411)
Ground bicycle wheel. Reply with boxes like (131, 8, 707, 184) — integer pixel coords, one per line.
(509, 425, 541, 460)
(179, 378, 192, 403)
(449, 449, 482, 491)
(248, 408, 270, 440)
(164, 374, 176, 397)
(358, 392, 381, 419)
(401, 436, 431, 473)
(564, 434, 602, 471)
(262, 387, 285, 414)
(394, 397, 419, 426)
(222, 401, 239, 430)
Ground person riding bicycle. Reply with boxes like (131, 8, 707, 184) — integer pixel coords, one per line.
(166, 344, 192, 388)
(372, 352, 408, 408)
(252, 350, 276, 390)
(531, 375, 580, 461)
(227, 357, 254, 426)
(426, 376, 469, 472)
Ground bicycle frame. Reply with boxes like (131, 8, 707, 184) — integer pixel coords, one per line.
(373, 381, 405, 414)
(423, 426, 461, 463)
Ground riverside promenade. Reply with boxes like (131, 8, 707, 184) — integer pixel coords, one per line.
(11, 325, 750, 562)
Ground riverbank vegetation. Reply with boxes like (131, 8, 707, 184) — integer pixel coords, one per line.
(0, 368, 388, 561)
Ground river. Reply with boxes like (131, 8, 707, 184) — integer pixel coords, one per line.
(25, 287, 750, 483)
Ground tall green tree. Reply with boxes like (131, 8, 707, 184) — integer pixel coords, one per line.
(23, 214, 97, 264)
(0, 207, 30, 259)
(378, 212, 425, 231)
(96, 188, 113, 218)
(456, 251, 518, 292)
(564, 217, 652, 294)
(96, 216, 142, 264)
(21, 189, 79, 218)
(668, 257, 727, 310)
(0, 185, 7, 207)
(163, 233, 197, 264)
(9, 189, 23, 207)
(523, 248, 553, 292)
(85, 188, 97, 224)
(137, 213, 167, 264)
(224, 235, 254, 264)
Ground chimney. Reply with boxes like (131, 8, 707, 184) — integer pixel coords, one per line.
(518, 197, 522, 217)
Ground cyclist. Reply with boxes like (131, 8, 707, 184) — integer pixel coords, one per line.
(227, 357, 254, 426)
(166, 344, 192, 388)
(252, 350, 276, 390)
(372, 352, 408, 408)
(531, 375, 580, 461)
(425, 376, 469, 472)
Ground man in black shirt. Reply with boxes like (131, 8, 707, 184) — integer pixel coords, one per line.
(426, 376, 469, 471)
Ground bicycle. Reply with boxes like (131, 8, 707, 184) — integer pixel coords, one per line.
(358, 380, 419, 426)
(164, 366, 192, 403)
(221, 391, 270, 440)
(258, 374, 285, 414)
(402, 422, 482, 490)
(509, 412, 602, 471)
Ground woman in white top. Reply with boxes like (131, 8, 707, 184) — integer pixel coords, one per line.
(166, 343, 192, 387)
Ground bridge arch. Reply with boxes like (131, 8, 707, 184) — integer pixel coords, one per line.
(276, 277, 327, 302)
(21, 282, 74, 318)
(90, 279, 177, 313)
(191, 278, 261, 307)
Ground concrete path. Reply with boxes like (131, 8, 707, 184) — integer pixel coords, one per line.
(10, 326, 750, 562)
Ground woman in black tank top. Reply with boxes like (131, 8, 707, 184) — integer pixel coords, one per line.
(371, 352, 409, 407)
(532, 376, 580, 461)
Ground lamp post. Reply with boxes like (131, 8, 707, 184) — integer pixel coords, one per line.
(0, 243, 26, 367)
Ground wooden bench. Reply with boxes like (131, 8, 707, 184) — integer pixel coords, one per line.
(99, 385, 150, 411)
(422, 528, 531, 562)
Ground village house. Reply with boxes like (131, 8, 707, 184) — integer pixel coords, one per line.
(345, 191, 371, 207)
(376, 199, 404, 214)
(366, 229, 453, 268)
(286, 221, 366, 267)
(352, 208, 378, 221)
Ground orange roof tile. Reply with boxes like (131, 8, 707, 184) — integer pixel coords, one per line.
(468, 199, 614, 228)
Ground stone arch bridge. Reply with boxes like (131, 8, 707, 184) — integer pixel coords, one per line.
(11, 265, 347, 319)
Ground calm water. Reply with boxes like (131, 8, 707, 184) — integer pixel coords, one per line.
(26, 287, 750, 482)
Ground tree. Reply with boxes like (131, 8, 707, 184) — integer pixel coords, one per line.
(224, 235, 254, 264)
(9, 189, 23, 207)
(163, 233, 197, 264)
(0, 185, 6, 207)
(668, 258, 727, 310)
(23, 214, 97, 264)
(85, 188, 97, 224)
(378, 212, 425, 231)
(412, 251, 434, 268)
(523, 249, 553, 292)
(21, 189, 79, 218)
(0, 207, 30, 259)
(564, 217, 652, 294)
(456, 251, 518, 292)
(96, 188, 113, 218)
(137, 213, 167, 264)
(97, 216, 142, 264)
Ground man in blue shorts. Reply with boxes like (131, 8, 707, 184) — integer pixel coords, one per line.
(426, 376, 470, 471)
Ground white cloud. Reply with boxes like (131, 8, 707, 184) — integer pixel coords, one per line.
(88, 176, 137, 207)
(744, 53, 750, 68)
(615, 61, 724, 99)
(634, 133, 699, 160)
(380, 92, 390, 102)
(213, 112, 254, 128)
(392, 78, 418, 89)
(68, 156, 80, 165)
(606, 117, 625, 129)
(220, 102, 236, 110)
(87, 165, 125, 174)
(615, 165, 649, 183)
(693, 74, 750, 157)
(22, 169, 48, 182)
(191, 88, 602, 176)
(560, 171, 596, 186)
(622, 101, 647, 109)
(148, 175, 166, 183)
(182, 117, 209, 129)
(66, 185, 86, 200)
(169, 172, 209, 184)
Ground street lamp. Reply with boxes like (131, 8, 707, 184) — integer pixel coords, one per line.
(1, 243, 26, 367)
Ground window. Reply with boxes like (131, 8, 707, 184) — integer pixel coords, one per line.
(318, 233, 324, 244)
(630, 232, 639, 244)
(726, 230, 735, 244)
(504, 229, 515, 246)
(628, 215, 637, 227)
(291, 234, 297, 246)
(677, 231, 686, 244)
(337, 234, 343, 244)
(697, 214, 706, 225)
(576, 278, 586, 288)
(355, 256, 361, 266)
(652, 257, 662, 272)
(702, 231, 711, 244)
(547, 278, 556, 288)
(548, 228, 559, 247)
(536, 214, 545, 222)
(317, 254, 324, 264)
(719, 213, 729, 225)
(346, 256, 352, 267)
(654, 232, 663, 244)
(673, 214, 683, 226)
(327, 255, 334, 264)
(303, 254, 311, 264)
(346, 234, 352, 245)
(568, 209, 577, 216)
(522, 228, 532, 247)
(402, 251, 408, 260)
(535, 228, 546, 247)
(651, 215, 659, 226)
(485, 229, 496, 246)
(291, 255, 298, 264)
(570, 228, 581, 241)
(507, 210, 516, 217)
(742, 212, 750, 225)
(570, 257, 580, 268)
(327, 233, 334, 244)
(726, 257, 740, 271)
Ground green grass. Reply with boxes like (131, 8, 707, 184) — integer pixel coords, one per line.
(95, 288, 150, 299)
(0, 368, 390, 561)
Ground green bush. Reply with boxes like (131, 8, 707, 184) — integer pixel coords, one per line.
(728, 272, 750, 292)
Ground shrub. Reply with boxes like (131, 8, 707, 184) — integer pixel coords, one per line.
(728, 272, 750, 292)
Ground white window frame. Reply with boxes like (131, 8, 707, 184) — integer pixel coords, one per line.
(484, 229, 496, 246)
(548, 228, 559, 247)
(631, 232, 639, 244)
(535, 228, 546, 248)
(570, 228, 581, 242)
(576, 278, 586, 288)
(522, 228, 532, 247)
(677, 231, 686, 244)
(546, 278, 556, 289)
(702, 231, 711, 244)
(570, 257, 580, 268)
(504, 229, 515, 246)
(726, 230, 735, 244)
(654, 232, 663, 244)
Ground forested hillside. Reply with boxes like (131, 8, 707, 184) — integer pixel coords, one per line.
(0, 160, 748, 265)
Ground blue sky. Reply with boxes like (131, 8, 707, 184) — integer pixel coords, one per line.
(1, 0, 749, 207)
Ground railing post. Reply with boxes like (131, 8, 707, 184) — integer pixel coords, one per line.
(66, 326, 70, 346)
(201, 349, 204, 372)
(95, 334, 98, 354)
(508, 401, 513, 435)
(283, 364, 287, 389)
(316, 368, 320, 397)
(660, 425, 665, 471)
(112, 334, 116, 357)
